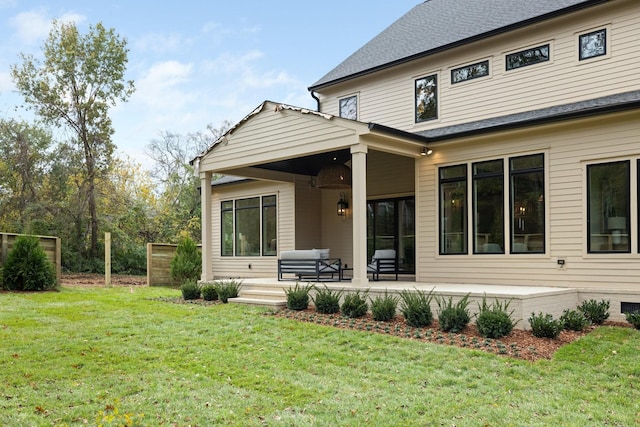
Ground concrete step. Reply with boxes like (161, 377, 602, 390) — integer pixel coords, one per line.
(240, 288, 287, 301)
(228, 296, 287, 309)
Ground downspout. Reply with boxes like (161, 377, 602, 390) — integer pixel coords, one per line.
(310, 90, 321, 112)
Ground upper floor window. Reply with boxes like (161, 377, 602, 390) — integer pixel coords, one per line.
(579, 28, 607, 61)
(506, 44, 550, 71)
(339, 95, 357, 120)
(415, 74, 438, 122)
(451, 60, 489, 84)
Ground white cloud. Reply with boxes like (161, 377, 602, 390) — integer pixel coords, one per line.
(10, 9, 86, 45)
(134, 60, 195, 110)
(135, 32, 192, 54)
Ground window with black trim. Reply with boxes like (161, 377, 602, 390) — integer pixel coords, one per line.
(579, 28, 606, 60)
(439, 154, 546, 255)
(587, 161, 630, 253)
(415, 74, 437, 122)
(451, 60, 489, 84)
(473, 160, 504, 254)
(439, 165, 467, 254)
(506, 44, 550, 71)
(221, 195, 277, 257)
(510, 154, 545, 254)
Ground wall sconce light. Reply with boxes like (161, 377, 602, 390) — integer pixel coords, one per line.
(337, 192, 348, 216)
(420, 146, 433, 156)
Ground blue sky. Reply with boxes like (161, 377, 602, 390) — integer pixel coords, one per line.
(0, 1, 419, 168)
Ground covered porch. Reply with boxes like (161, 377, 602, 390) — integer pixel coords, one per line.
(192, 101, 429, 287)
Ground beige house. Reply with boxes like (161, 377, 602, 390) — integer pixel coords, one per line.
(192, 0, 640, 321)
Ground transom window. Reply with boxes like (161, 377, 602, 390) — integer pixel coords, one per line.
(579, 28, 607, 61)
(506, 44, 550, 71)
(451, 60, 489, 84)
(221, 195, 277, 257)
(438, 154, 546, 255)
(415, 74, 438, 122)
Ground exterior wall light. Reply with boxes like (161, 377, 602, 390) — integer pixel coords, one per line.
(337, 192, 349, 216)
(421, 147, 433, 156)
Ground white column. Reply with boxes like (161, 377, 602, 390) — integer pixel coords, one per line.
(350, 146, 369, 286)
(200, 171, 213, 282)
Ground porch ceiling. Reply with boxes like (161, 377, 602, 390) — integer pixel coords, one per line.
(252, 148, 351, 176)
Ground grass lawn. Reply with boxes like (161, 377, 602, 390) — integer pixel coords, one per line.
(1, 286, 639, 426)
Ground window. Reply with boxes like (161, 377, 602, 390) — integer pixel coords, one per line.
(579, 29, 606, 60)
(415, 74, 437, 122)
(587, 161, 630, 253)
(451, 60, 489, 84)
(473, 160, 504, 254)
(221, 195, 277, 257)
(439, 165, 467, 254)
(339, 95, 357, 120)
(510, 154, 545, 253)
(439, 154, 546, 255)
(506, 44, 550, 71)
(262, 195, 277, 256)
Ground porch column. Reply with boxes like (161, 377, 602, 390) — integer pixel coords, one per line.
(350, 146, 369, 286)
(200, 171, 213, 282)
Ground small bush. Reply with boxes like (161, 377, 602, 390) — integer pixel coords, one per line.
(180, 280, 201, 300)
(437, 293, 471, 333)
(341, 290, 369, 318)
(399, 288, 434, 328)
(170, 237, 202, 285)
(200, 283, 218, 301)
(215, 279, 242, 303)
(577, 299, 610, 325)
(370, 290, 399, 322)
(312, 285, 343, 314)
(560, 309, 590, 331)
(284, 282, 311, 311)
(475, 296, 515, 339)
(624, 311, 640, 329)
(529, 312, 563, 339)
(2, 235, 57, 291)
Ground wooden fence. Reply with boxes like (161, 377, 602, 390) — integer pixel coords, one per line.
(146, 243, 202, 287)
(0, 232, 62, 284)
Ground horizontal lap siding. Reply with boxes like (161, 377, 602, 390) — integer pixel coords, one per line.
(416, 110, 640, 291)
(317, 1, 639, 134)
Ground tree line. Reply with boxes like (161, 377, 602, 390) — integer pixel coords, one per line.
(0, 20, 227, 274)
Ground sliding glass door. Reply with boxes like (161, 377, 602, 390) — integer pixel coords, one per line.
(367, 197, 415, 273)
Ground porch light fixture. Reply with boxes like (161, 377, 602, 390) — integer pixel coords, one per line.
(421, 146, 433, 156)
(337, 192, 348, 216)
(317, 163, 352, 189)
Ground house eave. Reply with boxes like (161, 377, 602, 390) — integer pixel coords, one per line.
(308, 0, 607, 92)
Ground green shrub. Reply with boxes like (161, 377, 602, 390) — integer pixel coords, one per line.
(200, 283, 218, 301)
(341, 290, 369, 318)
(284, 282, 311, 311)
(560, 309, 590, 331)
(624, 311, 640, 329)
(577, 299, 610, 325)
(475, 296, 515, 339)
(312, 285, 343, 314)
(180, 280, 200, 300)
(529, 312, 563, 339)
(2, 235, 57, 291)
(399, 288, 434, 328)
(170, 237, 202, 285)
(436, 293, 471, 333)
(370, 290, 399, 322)
(215, 279, 242, 303)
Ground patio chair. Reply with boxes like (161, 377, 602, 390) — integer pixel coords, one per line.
(367, 249, 398, 281)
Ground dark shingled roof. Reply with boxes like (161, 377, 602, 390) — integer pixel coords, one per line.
(416, 90, 640, 141)
(309, 0, 605, 90)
